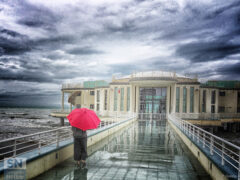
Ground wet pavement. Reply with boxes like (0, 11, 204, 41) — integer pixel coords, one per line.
(35, 120, 211, 180)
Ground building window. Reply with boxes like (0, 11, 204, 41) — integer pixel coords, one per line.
(76, 92, 81, 96)
(76, 104, 81, 109)
(218, 106, 225, 113)
(219, 91, 225, 96)
(183, 87, 187, 113)
(114, 87, 118, 111)
(97, 104, 100, 111)
(176, 87, 180, 113)
(120, 88, 124, 111)
(202, 90, 206, 113)
(139, 87, 167, 114)
(90, 104, 94, 109)
(190, 87, 194, 113)
(97, 90, 100, 102)
(127, 87, 130, 111)
(211, 90, 216, 104)
(90, 91, 95, 95)
(211, 105, 215, 113)
(104, 90, 107, 111)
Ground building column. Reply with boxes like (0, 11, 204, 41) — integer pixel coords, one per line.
(179, 87, 183, 113)
(232, 123, 237, 133)
(70, 103, 72, 112)
(61, 91, 64, 112)
(206, 89, 211, 113)
(131, 85, 135, 113)
(172, 83, 176, 114)
(209, 127, 214, 134)
(60, 118, 64, 126)
(213, 126, 218, 133)
(166, 86, 170, 115)
(136, 86, 139, 113)
(194, 86, 200, 113)
(198, 88, 201, 113)
(215, 89, 219, 113)
(186, 86, 190, 114)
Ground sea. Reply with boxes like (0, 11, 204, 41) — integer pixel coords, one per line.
(0, 107, 66, 140)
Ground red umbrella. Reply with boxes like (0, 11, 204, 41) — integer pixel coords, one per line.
(67, 108, 101, 131)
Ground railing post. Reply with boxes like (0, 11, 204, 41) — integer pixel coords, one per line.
(221, 142, 225, 166)
(57, 130, 60, 148)
(38, 140, 41, 154)
(185, 122, 187, 134)
(193, 127, 195, 141)
(210, 136, 213, 155)
(203, 133, 205, 148)
(197, 129, 199, 143)
(13, 140, 16, 157)
(179, 118, 181, 129)
(183, 121, 187, 134)
(238, 150, 240, 180)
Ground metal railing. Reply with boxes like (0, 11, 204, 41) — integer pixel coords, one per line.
(62, 83, 83, 89)
(169, 114, 240, 179)
(0, 114, 137, 163)
(51, 109, 71, 113)
(138, 113, 166, 121)
(0, 127, 72, 161)
(131, 71, 176, 78)
(174, 113, 240, 120)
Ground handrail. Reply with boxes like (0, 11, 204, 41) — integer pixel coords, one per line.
(174, 113, 240, 120)
(173, 115, 240, 151)
(168, 114, 240, 179)
(0, 127, 68, 144)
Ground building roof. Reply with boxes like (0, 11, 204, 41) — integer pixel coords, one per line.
(83, 80, 109, 88)
(200, 81, 240, 89)
(112, 71, 199, 84)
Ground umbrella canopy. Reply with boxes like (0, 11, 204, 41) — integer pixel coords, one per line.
(67, 108, 101, 131)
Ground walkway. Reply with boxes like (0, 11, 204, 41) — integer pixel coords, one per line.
(35, 120, 211, 180)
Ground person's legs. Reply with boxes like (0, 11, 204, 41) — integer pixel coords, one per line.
(79, 137, 88, 168)
(74, 137, 82, 166)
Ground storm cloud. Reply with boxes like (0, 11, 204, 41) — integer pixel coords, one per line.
(0, 0, 239, 107)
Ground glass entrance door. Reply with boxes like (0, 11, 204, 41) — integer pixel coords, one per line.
(139, 87, 167, 120)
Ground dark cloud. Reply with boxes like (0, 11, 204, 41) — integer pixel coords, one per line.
(0, 28, 31, 55)
(217, 62, 240, 77)
(67, 47, 104, 55)
(175, 41, 240, 62)
(16, 0, 61, 30)
(0, 67, 54, 83)
(31, 35, 76, 52)
(204, 1, 240, 19)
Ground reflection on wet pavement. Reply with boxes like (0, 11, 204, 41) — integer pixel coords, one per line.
(35, 120, 212, 180)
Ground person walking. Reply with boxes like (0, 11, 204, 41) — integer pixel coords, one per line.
(72, 126, 87, 168)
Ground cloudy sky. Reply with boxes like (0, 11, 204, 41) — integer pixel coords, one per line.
(0, 0, 240, 107)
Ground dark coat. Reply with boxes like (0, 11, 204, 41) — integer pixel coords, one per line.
(72, 126, 87, 138)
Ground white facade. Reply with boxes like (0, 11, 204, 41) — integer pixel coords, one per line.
(63, 71, 240, 119)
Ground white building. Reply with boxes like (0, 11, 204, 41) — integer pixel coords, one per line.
(60, 71, 240, 129)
